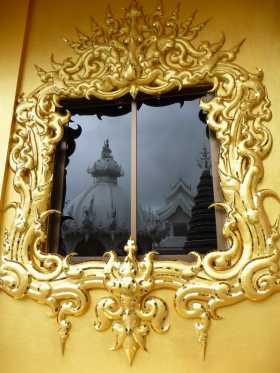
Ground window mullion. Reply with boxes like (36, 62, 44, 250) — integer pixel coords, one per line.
(131, 101, 137, 243)
(209, 131, 224, 250)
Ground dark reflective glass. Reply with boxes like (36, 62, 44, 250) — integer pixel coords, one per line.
(50, 104, 131, 256)
(137, 98, 217, 255)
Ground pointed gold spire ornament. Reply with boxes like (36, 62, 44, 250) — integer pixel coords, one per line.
(33, 0, 241, 100)
(95, 239, 169, 364)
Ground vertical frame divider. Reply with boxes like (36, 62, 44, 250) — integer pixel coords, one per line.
(131, 101, 137, 243)
(209, 131, 225, 250)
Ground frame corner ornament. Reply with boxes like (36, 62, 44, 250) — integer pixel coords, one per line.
(1, 0, 280, 365)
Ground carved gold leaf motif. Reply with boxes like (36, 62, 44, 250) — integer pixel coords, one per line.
(1, 0, 280, 365)
(94, 239, 169, 364)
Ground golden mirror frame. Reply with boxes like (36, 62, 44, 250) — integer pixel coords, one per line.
(1, 0, 280, 365)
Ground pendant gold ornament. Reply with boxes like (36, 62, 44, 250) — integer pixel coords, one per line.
(1, 0, 280, 365)
(94, 239, 170, 365)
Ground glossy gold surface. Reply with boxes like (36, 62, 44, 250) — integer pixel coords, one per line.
(94, 239, 170, 364)
(0, 0, 280, 371)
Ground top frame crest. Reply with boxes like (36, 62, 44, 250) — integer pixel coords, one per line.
(35, 0, 243, 99)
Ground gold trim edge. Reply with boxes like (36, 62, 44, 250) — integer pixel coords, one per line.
(1, 0, 280, 365)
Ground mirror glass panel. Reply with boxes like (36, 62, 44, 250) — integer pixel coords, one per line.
(49, 95, 218, 257)
(50, 102, 131, 256)
(137, 98, 217, 255)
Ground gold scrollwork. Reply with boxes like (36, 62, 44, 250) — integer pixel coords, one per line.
(1, 0, 280, 365)
(94, 239, 169, 365)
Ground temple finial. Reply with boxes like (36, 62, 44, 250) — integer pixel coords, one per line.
(197, 144, 210, 170)
(88, 139, 123, 179)
(102, 139, 112, 159)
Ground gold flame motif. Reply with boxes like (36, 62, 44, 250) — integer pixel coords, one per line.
(95, 239, 169, 364)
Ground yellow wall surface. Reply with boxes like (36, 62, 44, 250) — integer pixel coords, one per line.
(0, 0, 30, 201)
(0, 0, 280, 372)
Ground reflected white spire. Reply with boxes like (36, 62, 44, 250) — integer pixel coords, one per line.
(87, 139, 124, 183)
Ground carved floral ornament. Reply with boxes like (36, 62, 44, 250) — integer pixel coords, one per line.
(1, 0, 279, 366)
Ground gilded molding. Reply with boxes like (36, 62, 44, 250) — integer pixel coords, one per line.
(1, 0, 280, 365)
(94, 240, 170, 365)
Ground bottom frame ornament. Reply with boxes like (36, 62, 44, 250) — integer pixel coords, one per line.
(1, 234, 280, 365)
(94, 240, 169, 364)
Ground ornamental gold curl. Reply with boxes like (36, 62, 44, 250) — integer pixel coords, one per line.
(0, 0, 279, 366)
(94, 240, 169, 364)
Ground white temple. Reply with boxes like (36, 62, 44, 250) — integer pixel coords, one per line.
(157, 179, 194, 251)
(62, 140, 130, 254)
(61, 140, 194, 255)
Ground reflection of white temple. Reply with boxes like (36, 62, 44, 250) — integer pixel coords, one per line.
(62, 140, 194, 255)
(157, 179, 193, 250)
(62, 140, 130, 255)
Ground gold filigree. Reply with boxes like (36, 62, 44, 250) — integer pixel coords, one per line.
(1, 0, 280, 365)
(95, 239, 169, 364)
(34, 0, 244, 100)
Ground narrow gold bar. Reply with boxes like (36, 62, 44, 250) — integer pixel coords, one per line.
(209, 132, 225, 251)
(131, 101, 137, 243)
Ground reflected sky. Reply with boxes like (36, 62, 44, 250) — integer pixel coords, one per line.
(64, 99, 208, 210)
(138, 99, 209, 210)
(65, 112, 131, 204)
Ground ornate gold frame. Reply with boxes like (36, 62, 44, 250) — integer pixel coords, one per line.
(1, 0, 279, 365)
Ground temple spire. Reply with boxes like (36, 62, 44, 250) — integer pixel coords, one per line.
(101, 139, 113, 159)
(87, 139, 123, 181)
(184, 145, 217, 253)
(197, 144, 210, 170)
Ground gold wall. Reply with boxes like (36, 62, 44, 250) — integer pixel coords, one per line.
(0, 0, 280, 372)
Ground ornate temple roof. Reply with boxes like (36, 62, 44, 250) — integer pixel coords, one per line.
(157, 178, 193, 221)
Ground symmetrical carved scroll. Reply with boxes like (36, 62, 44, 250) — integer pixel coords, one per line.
(1, 0, 280, 365)
(94, 239, 169, 365)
